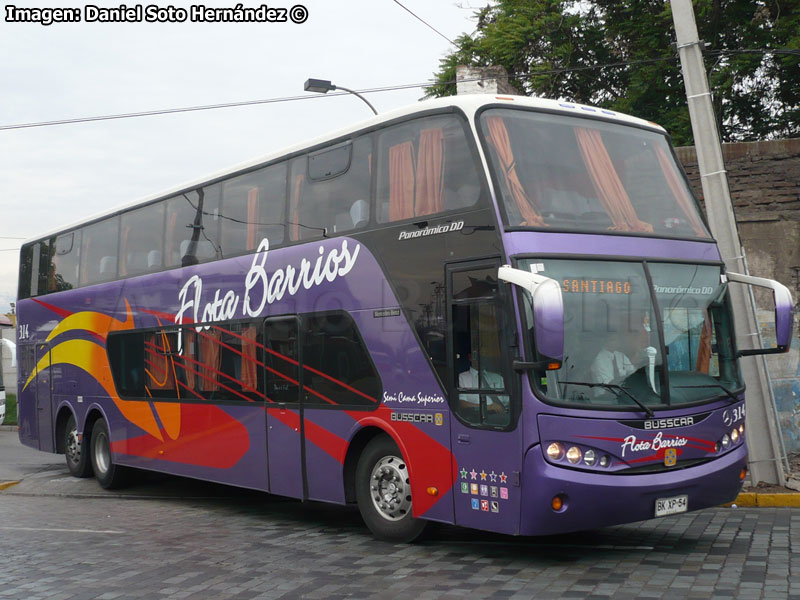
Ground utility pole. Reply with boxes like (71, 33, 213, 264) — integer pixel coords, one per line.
(671, 0, 786, 485)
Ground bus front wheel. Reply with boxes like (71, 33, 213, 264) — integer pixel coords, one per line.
(90, 419, 129, 489)
(64, 414, 93, 478)
(355, 435, 427, 543)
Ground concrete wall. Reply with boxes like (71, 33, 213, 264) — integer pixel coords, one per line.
(676, 139, 800, 453)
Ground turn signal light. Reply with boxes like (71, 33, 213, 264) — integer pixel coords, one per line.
(546, 362, 562, 371)
(426, 487, 439, 497)
(551, 495, 563, 511)
(739, 468, 747, 481)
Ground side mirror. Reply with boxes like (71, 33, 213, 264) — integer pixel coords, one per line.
(498, 265, 564, 363)
(726, 271, 795, 356)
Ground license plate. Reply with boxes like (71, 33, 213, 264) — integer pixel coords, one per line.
(655, 494, 688, 517)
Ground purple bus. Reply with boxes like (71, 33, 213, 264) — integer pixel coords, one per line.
(16, 95, 794, 541)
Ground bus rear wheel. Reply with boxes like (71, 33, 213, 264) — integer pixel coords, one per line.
(64, 414, 92, 478)
(90, 419, 129, 489)
(355, 435, 427, 543)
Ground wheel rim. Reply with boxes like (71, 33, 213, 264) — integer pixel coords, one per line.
(369, 454, 411, 522)
(93, 431, 110, 475)
(66, 426, 80, 466)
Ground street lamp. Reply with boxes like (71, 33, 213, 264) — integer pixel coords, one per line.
(303, 78, 378, 115)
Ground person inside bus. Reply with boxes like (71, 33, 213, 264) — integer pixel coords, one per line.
(458, 351, 508, 419)
(590, 330, 636, 385)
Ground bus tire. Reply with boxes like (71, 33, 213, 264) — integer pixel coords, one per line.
(355, 435, 427, 543)
(90, 419, 129, 490)
(64, 414, 93, 478)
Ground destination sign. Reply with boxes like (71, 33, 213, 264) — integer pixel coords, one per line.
(561, 279, 632, 295)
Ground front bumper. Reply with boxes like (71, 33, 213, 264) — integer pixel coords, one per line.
(520, 443, 747, 536)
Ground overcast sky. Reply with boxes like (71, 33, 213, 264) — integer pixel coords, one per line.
(0, 0, 476, 314)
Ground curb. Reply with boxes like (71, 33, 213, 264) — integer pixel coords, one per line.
(731, 492, 800, 508)
(0, 425, 17, 432)
(0, 481, 20, 492)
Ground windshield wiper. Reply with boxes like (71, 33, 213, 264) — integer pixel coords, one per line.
(561, 381, 655, 418)
(673, 383, 742, 404)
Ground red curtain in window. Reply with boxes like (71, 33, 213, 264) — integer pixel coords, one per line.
(696, 314, 713, 374)
(290, 174, 304, 240)
(200, 329, 221, 392)
(485, 116, 546, 227)
(246, 187, 259, 250)
(389, 141, 415, 221)
(145, 332, 176, 392)
(653, 144, 708, 237)
(415, 128, 445, 216)
(574, 127, 653, 233)
(241, 326, 258, 391)
(182, 329, 196, 389)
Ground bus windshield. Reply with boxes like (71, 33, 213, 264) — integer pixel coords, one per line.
(518, 259, 742, 409)
(479, 108, 711, 239)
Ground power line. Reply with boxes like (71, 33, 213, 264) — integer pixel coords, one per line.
(0, 81, 432, 132)
(392, 0, 458, 46)
(0, 48, 793, 133)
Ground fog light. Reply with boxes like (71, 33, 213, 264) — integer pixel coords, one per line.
(721, 434, 730, 449)
(599, 455, 610, 468)
(551, 495, 564, 511)
(731, 428, 739, 444)
(546, 442, 565, 461)
(584, 449, 597, 466)
(566, 446, 582, 464)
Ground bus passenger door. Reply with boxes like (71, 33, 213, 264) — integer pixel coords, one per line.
(35, 343, 55, 453)
(264, 316, 305, 499)
(447, 261, 523, 535)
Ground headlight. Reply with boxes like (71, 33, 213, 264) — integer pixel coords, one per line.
(721, 434, 730, 449)
(546, 442, 565, 461)
(583, 449, 597, 466)
(566, 446, 582, 464)
(731, 428, 739, 444)
(599, 455, 610, 468)
(739, 423, 745, 436)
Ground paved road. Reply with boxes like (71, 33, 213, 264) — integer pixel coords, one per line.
(1, 430, 799, 600)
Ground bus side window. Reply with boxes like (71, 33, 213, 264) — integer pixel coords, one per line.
(49, 231, 81, 292)
(220, 162, 287, 257)
(120, 203, 165, 276)
(376, 115, 481, 223)
(80, 218, 119, 285)
(164, 185, 222, 268)
(289, 136, 372, 242)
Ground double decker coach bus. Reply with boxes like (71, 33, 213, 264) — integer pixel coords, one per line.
(16, 95, 794, 541)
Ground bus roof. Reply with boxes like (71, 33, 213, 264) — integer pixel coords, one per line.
(25, 94, 666, 244)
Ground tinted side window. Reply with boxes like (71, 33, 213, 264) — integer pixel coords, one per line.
(302, 312, 380, 407)
(165, 185, 222, 268)
(220, 162, 287, 257)
(289, 136, 372, 241)
(18, 244, 33, 299)
(376, 114, 481, 223)
(120, 203, 165, 276)
(79, 219, 119, 285)
(49, 231, 81, 291)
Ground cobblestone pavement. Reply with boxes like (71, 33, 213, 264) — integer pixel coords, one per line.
(2, 436, 800, 599)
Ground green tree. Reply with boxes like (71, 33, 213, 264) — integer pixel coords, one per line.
(427, 0, 800, 145)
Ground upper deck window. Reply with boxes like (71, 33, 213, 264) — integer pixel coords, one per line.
(479, 108, 710, 239)
(376, 114, 482, 223)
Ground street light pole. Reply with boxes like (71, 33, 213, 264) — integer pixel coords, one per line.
(670, 0, 787, 485)
(303, 78, 378, 115)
